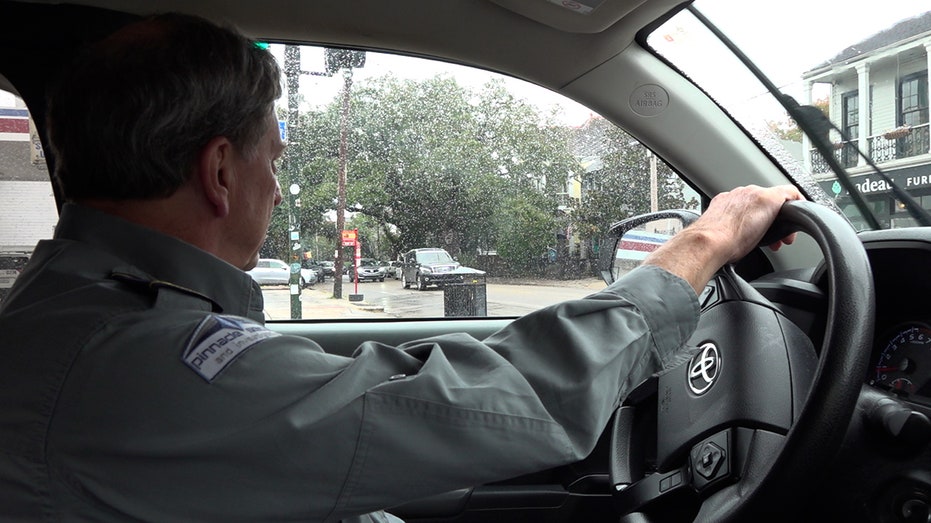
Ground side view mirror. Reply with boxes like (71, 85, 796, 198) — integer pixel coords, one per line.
(599, 210, 700, 285)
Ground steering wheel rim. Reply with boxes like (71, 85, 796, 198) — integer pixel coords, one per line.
(611, 200, 875, 522)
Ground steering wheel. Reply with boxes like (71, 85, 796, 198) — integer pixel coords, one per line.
(609, 200, 874, 522)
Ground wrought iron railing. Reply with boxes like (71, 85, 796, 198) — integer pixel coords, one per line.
(809, 123, 930, 173)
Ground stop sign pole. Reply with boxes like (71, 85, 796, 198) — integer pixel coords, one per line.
(354, 236, 361, 296)
(342, 229, 363, 302)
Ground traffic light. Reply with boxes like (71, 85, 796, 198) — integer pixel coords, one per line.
(324, 48, 366, 76)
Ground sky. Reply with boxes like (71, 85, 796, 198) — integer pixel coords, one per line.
(695, 0, 931, 95)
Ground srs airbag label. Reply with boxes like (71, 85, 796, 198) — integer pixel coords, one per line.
(183, 315, 279, 382)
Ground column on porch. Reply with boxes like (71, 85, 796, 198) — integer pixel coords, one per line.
(856, 62, 871, 166)
(925, 42, 931, 154)
(802, 81, 813, 174)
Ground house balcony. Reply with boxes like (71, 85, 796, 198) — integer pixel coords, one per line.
(810, 123, 930, 174)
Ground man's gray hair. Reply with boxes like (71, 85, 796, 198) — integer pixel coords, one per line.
(47, 13, 282, 201)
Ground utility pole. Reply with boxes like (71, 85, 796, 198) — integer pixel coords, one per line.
(648, 149, 658, 212)
(333, 67, 352, 299)
(327, 49, 365, 298)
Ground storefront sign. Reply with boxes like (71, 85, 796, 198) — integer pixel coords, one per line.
(818, 166, 931, 198)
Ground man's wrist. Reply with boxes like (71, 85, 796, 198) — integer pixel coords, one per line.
(642, 227, 730, 293)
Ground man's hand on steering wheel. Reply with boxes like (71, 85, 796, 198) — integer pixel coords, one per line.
(643, 184, 804, 294)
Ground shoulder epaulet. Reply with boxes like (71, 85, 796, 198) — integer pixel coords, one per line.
(110, 269, 221, 313)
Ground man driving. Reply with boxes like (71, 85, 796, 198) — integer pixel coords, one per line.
(0, 13, 801, 523)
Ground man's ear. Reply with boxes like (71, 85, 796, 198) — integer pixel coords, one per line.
(197, 136, 234, 218)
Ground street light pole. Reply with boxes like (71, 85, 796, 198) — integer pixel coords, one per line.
(648, 149, 658, 213)
(284, 44, 302, 318)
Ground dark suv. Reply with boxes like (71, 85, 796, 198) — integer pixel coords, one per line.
(400, 248, 461, 290)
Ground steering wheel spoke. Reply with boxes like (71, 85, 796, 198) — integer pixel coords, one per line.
(614, 463, 694, 515)
(612, 400, 764, 518)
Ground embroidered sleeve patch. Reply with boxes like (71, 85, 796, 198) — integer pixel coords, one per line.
(183, 315, 280, 382)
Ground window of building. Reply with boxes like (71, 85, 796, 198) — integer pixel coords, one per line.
(841, 90, 859, 168)
(842, 91, 859, 139)
(899, 72, 929, 127)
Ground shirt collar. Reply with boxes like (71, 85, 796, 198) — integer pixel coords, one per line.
(54, 203, 264, 320)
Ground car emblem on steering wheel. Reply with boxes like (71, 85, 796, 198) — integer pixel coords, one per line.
(688, 342, 720, 395)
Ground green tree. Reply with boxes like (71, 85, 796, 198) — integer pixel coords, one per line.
(495, 194, 556, 276)
(295, 74, 575, 268)
(266, 71, 591, 276)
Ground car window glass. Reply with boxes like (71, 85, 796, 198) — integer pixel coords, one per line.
(0, 88, 53, 304)
(249, 44, 700, 320)
(0, 51, 699, 317)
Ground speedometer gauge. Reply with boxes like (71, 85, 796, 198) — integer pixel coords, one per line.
(871, 323, 931, 401)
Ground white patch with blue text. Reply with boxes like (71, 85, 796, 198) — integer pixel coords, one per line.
(183, 315, 279, 382)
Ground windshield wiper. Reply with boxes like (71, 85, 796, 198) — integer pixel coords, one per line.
(690, 6, 931, 229)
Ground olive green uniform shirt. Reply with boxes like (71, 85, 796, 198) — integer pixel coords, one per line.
(0, 204, 698, 522)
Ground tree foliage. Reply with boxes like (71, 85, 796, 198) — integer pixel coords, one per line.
(262, 69, 695, 277)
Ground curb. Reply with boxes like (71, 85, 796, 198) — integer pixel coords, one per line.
(350, 302, 385, 312)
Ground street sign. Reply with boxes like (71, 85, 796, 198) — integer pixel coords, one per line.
(341, 229, 358, 247)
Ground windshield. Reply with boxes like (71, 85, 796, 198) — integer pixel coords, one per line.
(647, 0, 931, 231)
(417, 251, 455, 264)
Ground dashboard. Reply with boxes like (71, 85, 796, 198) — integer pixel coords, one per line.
(864, 238, 931, 407)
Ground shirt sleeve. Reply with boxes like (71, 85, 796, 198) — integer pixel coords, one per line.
(49, 264, 698, 522)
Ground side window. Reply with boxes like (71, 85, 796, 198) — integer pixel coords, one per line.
(899, 72, 929, 127)
(0, 89, 55, 303)
(253, 44, 699, 319)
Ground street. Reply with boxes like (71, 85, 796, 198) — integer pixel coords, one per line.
(258, 276, 607, 321)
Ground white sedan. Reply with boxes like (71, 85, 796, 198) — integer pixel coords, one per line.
(248, 259, 319, 287)
(246, 258, 290, 285)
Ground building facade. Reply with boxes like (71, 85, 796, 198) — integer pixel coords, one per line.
(802, 12, 931, 229)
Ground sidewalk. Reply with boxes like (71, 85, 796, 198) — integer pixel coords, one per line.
(261, 284, 385, 321)
(259, 276, 607, 321)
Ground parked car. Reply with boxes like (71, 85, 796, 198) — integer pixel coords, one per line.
(356, 263, 386, 282)
(246, 258, 290, 285)
(385, 260, 403, 279)
(299, 265, 320, 286)
(247, 258, 317, 287)
(302, 260, 327, 283)
(318, 260, 335, 278)
(347, 258, 386, 282)
(400, 247, 461, 290)
(3, 0, 930, 521)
